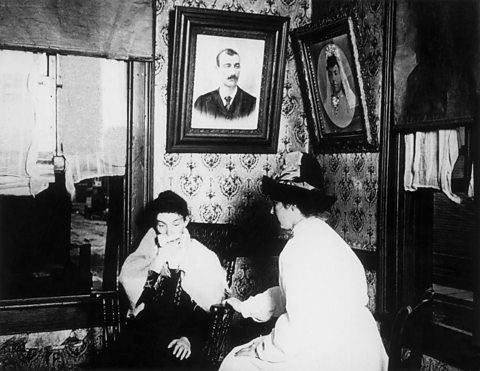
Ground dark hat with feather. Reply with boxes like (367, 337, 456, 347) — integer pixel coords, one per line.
(261, 152, 336, 213)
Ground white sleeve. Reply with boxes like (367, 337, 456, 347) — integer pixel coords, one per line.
(252, 248, 309, 362)
(118, 228, 157, 311)
(239, 286, 285, 322)
(255, 227, 369, 362)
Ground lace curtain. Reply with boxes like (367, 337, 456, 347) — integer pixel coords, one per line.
(404, 129, 474, 203)
(0, 50, 126, 197)
(0, 50, 55, 196)
(57, 55, 127, 197)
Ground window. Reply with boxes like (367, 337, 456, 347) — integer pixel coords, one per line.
(379, 126, 478, 367)
(0, 0, 154, 337)
(430, 126, 475, 334)
(378, 1, 479, 366)
(0, 50, 127, 300)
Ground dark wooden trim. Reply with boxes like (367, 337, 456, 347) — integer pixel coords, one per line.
(377, 0, 396, 315)
(0, 44, 154, 62)
(0, 292, 117, 336)
(124, 61, 134, 265)
(473, 2, 480, 344)
(394, 116, 474, 133)
(424, 323, 480, 370)
(474, 104, 480, 345)
(146, 62, 155, 212)
(124, 61, 154, 264)
(103, 176, 125, 291)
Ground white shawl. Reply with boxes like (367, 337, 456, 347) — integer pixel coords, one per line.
(119, 228, 228, 314)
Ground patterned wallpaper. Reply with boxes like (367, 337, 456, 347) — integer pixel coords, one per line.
(154, 0, 311, 231)
(320, 152, 379, 251)
(153, 0, 383, 253)
(0, 3, 462, 371)
(317, 0, 384, 252)
(0, 328, 103, 370)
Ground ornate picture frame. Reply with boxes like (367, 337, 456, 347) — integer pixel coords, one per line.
(291, 16, 376, 153)
(166, 6, 289, 153)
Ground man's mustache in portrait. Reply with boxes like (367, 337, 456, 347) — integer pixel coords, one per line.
(228, 75, 238, 81)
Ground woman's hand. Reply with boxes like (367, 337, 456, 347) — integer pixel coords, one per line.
(150, 235, 182, 272)
(168, 337, 191, 360)
(224, 297, 243, 313)
(156, 234, 182, 248)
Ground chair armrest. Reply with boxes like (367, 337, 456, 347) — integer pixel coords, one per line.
(203, 303, 234, 365)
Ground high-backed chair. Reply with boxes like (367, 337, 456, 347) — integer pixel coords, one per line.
(388, 288, 435, 371)
(88, 222, 244, 370)
(188, 222, 281, 366)
(187, 222, 243, 365)
(187, 222, 242, 287)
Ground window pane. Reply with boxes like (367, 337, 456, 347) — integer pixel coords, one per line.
(0, 52, 126, 300)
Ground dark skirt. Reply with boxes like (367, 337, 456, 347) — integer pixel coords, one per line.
(93, 269, 212, 370)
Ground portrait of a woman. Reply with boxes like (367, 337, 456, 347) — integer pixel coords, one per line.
(316, 37, 362, 134)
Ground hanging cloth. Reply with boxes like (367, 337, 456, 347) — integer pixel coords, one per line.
(57, 55, 127, 197)
(468, 163, 474, 198)
(0, 50, 55, 196)
(0, 0, 153, 61)
(404, 129, 461, 204)
(0, 51, 127, 198)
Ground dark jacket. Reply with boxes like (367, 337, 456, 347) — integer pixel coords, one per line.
(194, 87, 256, 120)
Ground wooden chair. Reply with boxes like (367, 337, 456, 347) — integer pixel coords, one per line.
(388, 288, 435, 371)
(187, 222, 243, 366)
(96, 222, 242, 370)
(189, 223, 281, 366)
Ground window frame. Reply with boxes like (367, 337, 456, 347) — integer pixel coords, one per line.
(377, 0, 480, 367)
(0, 53, 154, 335)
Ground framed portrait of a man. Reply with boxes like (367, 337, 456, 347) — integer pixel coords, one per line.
(291, 17, 376, 153)
(191, 36, 263, 130)
(167, 7, 289, 153)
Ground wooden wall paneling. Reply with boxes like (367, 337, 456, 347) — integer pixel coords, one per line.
(124, 61, 154, 263)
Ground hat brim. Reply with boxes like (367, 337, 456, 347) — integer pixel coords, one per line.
(261, 176, 336, 213)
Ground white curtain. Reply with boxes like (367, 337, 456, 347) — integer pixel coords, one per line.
(468, 164, 474, 198)
(57, 55, 127, 197)
(404, 129, 461, 203)
(0, 50, 127, 197)
(0, 50, 55, 196)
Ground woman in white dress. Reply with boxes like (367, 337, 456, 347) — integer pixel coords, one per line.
(220, 152, 388, 371)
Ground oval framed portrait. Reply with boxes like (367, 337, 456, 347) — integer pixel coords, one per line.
(291, 16, 376, 153)
(317, 40, 358, 130)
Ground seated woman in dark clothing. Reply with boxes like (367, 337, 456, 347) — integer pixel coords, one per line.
(110, 190, 228, 370)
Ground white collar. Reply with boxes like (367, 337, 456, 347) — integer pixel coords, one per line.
(219, 87, 237, 103)
(292, 217, 324, 236)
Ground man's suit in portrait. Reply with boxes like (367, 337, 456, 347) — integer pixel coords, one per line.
(194, 88, 256, 120)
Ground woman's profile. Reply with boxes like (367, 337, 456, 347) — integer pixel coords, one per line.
(218, 151, 388, 371)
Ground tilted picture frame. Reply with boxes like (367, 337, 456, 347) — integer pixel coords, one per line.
(167, 6, 289, 153)
(291, 16, 376, 153)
